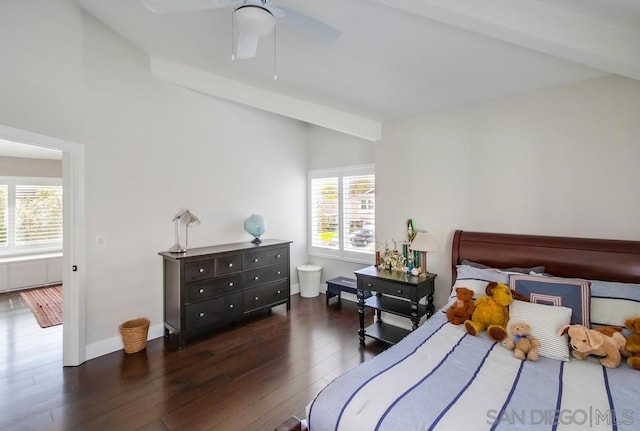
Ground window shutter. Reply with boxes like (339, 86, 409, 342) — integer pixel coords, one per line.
(0, 185, 7, 246)
(15, 185, 63, 245)
(310, 177, 339, 249)
(343, 174, 375, 252)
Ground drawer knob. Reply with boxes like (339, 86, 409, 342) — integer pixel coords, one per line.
(199, 268, 204, 273)
(367, 283, 373, 287)
(199, 288, 204, 294)
(255, 296, 259, 301)
(276, 271, 281, 275)
(277, 290, 281, 294)
(229, 282, 234, 287)
(254, 258, 259, 263)
(229, 304, 234, 309)
(254, 276, 259, 280)
(199, 312, 205, 317)
(228, 263, 233, 268)
(276, 254, 281, 258)
(397, 289, 403, 294)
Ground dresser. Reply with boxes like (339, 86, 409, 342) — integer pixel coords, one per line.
(159, 239, 292, 348)
(355, 265, 437, 345)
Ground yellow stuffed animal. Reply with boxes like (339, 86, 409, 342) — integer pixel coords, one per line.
(624, 317, 640, 370)
(464, 282, 514, 342)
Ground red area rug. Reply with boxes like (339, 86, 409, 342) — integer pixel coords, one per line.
(20, 285, 63, 328)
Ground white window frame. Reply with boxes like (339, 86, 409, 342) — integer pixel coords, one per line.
(308, 164, 375, 264)
(0, 176, 63, 256)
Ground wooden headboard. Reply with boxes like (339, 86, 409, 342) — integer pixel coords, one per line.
(451, 230, 640, 284)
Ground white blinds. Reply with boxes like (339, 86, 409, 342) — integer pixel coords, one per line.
(308, 165, 375, 262)
(15, 185, 63, 245)
(0, 185, 7, 246)
(310, 176, 339, 249)
(343, 174, 375, 251)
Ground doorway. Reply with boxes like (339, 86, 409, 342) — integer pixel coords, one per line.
(0, 124, 85, 366)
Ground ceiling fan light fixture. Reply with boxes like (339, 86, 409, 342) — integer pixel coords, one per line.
(234, 5, 275, 38)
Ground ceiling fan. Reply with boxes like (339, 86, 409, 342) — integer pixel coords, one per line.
(142, 0, 340, 60)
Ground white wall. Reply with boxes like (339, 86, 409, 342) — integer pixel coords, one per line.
(376, 75, 640, 309)
(306, 126, 375, 293)
(0, 1, 309, 359)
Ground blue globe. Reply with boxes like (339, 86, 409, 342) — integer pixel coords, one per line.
(244, 214, 266, 243)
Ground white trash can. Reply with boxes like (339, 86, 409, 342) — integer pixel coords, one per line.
(297, 264, 322, 298)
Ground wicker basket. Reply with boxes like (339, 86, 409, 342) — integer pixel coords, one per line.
(119, 318, 150, 354)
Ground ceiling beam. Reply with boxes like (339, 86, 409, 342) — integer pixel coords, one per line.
(370, 0, 640, 80)
(149, 57, 382, 142)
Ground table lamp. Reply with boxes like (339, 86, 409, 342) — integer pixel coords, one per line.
(169, 209, 200, 253)
(410, 231, 438, 275)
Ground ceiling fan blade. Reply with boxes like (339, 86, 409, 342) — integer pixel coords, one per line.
(235, 32, 259, 59)
(275, 5, 340, 41)
(142, 0, 240, 13)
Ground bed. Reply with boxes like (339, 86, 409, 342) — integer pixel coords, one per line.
(275, 230, 640, 431)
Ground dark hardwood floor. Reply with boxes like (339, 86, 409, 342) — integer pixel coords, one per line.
(0, 292, 386, 431)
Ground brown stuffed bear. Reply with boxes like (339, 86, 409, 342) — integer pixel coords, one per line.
(464, 282, 514, 342)
(446, 287, 476, 325)
(624, 317, 640, 370)
(506, 321, 540, 361)
(558, 324, 627, 368)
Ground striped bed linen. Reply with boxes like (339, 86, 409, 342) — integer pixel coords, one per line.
(308, 312, 639, 431)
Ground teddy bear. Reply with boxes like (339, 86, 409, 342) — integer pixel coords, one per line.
(558, 324, 627, 368)
(446, 287, 476, 325)
(624, 317, 640, 370)
(464, 282, 515, 342)
(505, 321, 540, 361)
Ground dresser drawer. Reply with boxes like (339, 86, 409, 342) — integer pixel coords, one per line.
(244, 250, 267, 270)
(184, 260, 217, 283)
(266, 247, 288, 265)
(243, 264, 288, 288)
(358, 275, 415, 301)
(185, 292, 243, 329)
(185, 274, 242, 303)
(215, 254, 243, 276)
(244, 280, 289, 313)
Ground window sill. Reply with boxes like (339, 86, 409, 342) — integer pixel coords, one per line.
(0, 251, 63, 264)
(308, 250, 375, 266)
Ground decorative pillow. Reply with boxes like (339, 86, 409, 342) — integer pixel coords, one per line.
(509, 274, 590, 327)
(507, 299, 572, 361)
(589, 280, 640, 327)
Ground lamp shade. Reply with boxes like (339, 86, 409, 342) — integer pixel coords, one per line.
(234, 5, 275, 38)
(410, 231, 438, 252)
(183, 210, 200, 227)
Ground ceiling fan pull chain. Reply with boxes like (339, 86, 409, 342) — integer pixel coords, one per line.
(273, 24, 277, 80)
(231, 9, 236, 61)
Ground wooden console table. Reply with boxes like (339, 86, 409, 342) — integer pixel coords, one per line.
(355, 266, 436, 345)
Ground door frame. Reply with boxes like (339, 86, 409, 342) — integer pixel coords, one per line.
(0, 124, 85, 366)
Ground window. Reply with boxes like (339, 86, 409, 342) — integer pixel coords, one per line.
(308, 165, 375, 263)
(0, 177, 62, 255)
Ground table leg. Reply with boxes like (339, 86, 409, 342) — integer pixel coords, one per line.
(358, 286, 365, 345)
(426, 292, 435, 318)
(411, 301, 419, 330)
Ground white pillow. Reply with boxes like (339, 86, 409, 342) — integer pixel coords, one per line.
(449, 279, 490, 300)
(507, 300, 572, 361)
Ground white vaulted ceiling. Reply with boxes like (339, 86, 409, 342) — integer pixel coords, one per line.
(75, 0, 640, 140)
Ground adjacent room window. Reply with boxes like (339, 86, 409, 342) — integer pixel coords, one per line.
(308, 165, 375, 263)
(0, 177, 62, 254)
